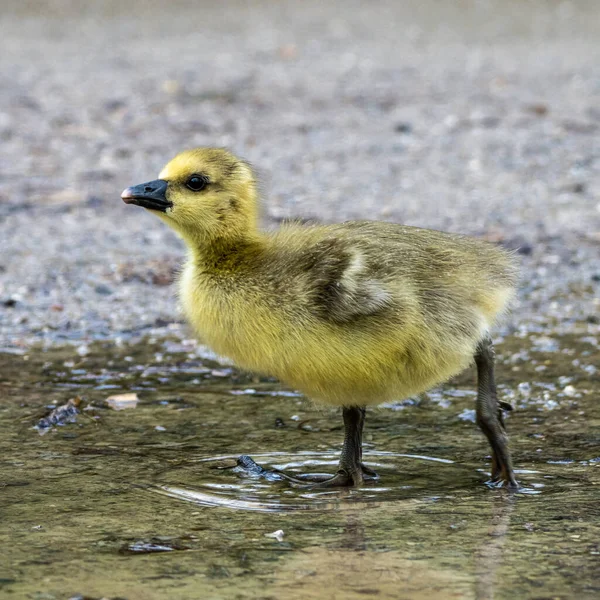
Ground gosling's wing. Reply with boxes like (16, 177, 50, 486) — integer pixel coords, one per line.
(305, 238, 393, 323)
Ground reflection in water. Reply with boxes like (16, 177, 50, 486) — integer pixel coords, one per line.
(474, 495, 515, 600)
(339, 512, 368, 552)
(150, 451, 521, 598)
(151, 485, 305, 512)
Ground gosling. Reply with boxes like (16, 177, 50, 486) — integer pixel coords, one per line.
(122, 147, 519, 488)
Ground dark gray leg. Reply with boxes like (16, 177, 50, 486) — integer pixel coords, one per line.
(236, 406, 377, 488)
(313, 406, 378, 487)
(475, 336, 518, 488)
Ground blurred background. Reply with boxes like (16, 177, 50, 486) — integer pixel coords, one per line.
(1, 0, 599, 344)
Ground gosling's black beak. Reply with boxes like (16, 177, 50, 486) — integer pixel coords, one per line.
(121, 179, 172, 212)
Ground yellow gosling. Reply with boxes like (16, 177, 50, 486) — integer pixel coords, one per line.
(122, 147, 519, 488)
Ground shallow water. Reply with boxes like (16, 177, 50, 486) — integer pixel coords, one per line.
(1, 332, 599, 599)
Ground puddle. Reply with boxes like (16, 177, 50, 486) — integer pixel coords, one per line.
(147, 450, 559, 511)
(1, 332, 599, 599)
(147, 450, 467, 513)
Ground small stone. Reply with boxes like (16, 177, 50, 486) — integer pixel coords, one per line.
(298, 420, 319, 432)
(517, 243, 533, 256)
(531, 336, 560, 352)
(162, 79, 180, 95)
(105, 393, 139, 410)
(230, 388, 256, 395)
(278, 44, 298, 60)
(394, 122, 412, 133)
(525, 103, 548, 116)
(211, 369, 231, 377)
(94, 284, 113, 295)
(500, 236, 533, 255)
(457, 408, 476, 423)
(104, 98, 126, 112)
(36, 397, 82, 433)
(517, 382, 531, 397)
(563, 385, 577, 397)
(265, 529, 285, 542)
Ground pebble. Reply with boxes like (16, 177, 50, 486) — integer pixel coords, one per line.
(264, 530, 285, 542)
(36, 397, 82, 434)
(105, 393, 139, 410)
(457, 409, 476, 423)
(531, 337, 560, 353)
(518, 382, 532, 397)
(394, 122, 412, 133)
(94, 284, 113, 296)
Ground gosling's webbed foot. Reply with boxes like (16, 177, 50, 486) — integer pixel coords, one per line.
(235, 455, 378, 488)
(235, 455, 319, 484)
(235, 455, 291, 482)
(294, 463, 379, 488)
(236, 407, 375, 489)
(486, 477, 519, 490)
(488, 461, 519, 490)
(480, 436, 518, 490)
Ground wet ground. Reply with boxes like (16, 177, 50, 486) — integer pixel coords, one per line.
(1, 330, 599, 599)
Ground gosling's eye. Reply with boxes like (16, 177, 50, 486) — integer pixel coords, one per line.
(186, 175, 209, 192)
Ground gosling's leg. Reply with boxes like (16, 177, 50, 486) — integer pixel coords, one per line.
(308, 406, 378, 488)
(236, 406, 377, 487)
(475, 336, 518, 489)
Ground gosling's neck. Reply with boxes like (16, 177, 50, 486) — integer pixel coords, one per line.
(177, 216, 265, 274)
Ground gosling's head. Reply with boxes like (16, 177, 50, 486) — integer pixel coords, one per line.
(121, 147, 258, 244)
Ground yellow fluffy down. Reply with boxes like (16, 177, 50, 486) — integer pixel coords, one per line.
(178, 221, 516, 407)
(147, 148, 518, 407)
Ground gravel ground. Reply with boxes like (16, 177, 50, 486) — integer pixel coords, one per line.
(1, 0, 599, 350)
